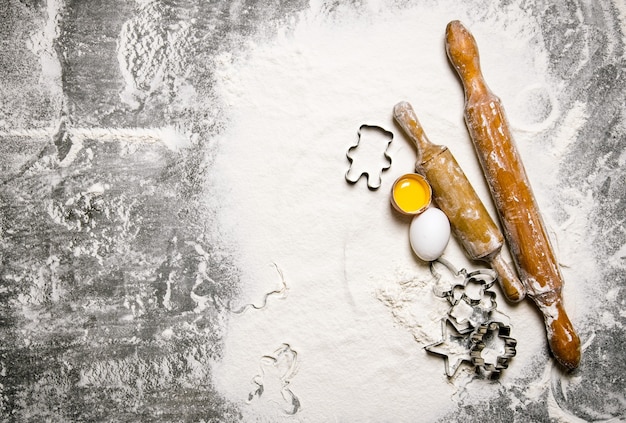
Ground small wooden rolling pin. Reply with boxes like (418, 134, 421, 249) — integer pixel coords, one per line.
(394, 101, 525, 303)
(445, 20, 581, 369)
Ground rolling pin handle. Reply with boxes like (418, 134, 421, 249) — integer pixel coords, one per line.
(445, 20, 489, 100)
(393, 101, 446, 164)
(489, 253, 526, 302)
(541, 300, 582, 370)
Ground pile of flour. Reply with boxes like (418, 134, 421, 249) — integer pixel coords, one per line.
(208, 1, 595, 421)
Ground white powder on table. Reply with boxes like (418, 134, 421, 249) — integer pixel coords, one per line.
(208, 1, 595, 420)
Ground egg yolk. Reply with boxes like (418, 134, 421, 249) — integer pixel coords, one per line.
(393, 175, 430, 213)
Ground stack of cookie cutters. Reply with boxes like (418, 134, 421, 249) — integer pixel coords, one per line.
(425, 258, 517, 379)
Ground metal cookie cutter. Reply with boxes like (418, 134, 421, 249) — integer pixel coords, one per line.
(425, 258, 517, 379)
(345, 124, 393, 190)
(425, 318, 473, 378)
(470, 321, 517, 380)
(444, 271, 498, 335)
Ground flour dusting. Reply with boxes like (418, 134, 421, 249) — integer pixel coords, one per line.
(1, 0, 624, 421)
(208, 1, 605, 421)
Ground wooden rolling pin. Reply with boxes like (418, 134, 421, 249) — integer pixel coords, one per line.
(394, 101, 525, 303)
(445, 20, 581, 369)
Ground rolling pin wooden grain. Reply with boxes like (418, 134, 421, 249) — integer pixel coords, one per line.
(445, 20, 581, 369)
(393, 101, 525, 303)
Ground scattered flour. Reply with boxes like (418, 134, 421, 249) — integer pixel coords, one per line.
(207, 1, 594, 420)
(26, 0, 64, 98)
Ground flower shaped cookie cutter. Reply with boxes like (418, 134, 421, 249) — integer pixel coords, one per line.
(470, 321, 518, 379)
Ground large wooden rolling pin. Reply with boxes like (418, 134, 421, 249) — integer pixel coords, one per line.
(394, 101, 525, 303)
(445, 20, 581, 369)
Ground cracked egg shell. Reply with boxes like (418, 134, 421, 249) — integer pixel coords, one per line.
(409, 207, 451, 261)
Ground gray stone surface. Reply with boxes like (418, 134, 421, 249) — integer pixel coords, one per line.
(1, 0, 624, 421)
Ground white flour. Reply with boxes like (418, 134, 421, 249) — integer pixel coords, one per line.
(208, 1, 595, 420)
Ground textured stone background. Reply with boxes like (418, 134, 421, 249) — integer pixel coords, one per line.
(1, 0, 625, 422)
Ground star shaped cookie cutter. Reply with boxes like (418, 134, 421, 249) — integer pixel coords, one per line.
(424, 319, 473, 378)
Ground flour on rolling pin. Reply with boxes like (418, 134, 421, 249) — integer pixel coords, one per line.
(393, 102, 525, 303)
(445, 20, 581, 370)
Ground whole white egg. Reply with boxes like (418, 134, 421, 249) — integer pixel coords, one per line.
(409, 207, 451, 261)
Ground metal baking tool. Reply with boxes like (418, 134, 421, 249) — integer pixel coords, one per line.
(426, 258, 517, 378)
(448, 292, 496, 335)
(430, 257, 496, 304)
(424, 319, 473, 378)
(345, 124, 393, 190)
(430, 258, 468, 299)
(440, 267, 497, 334)
(470, 321, 517, 379)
